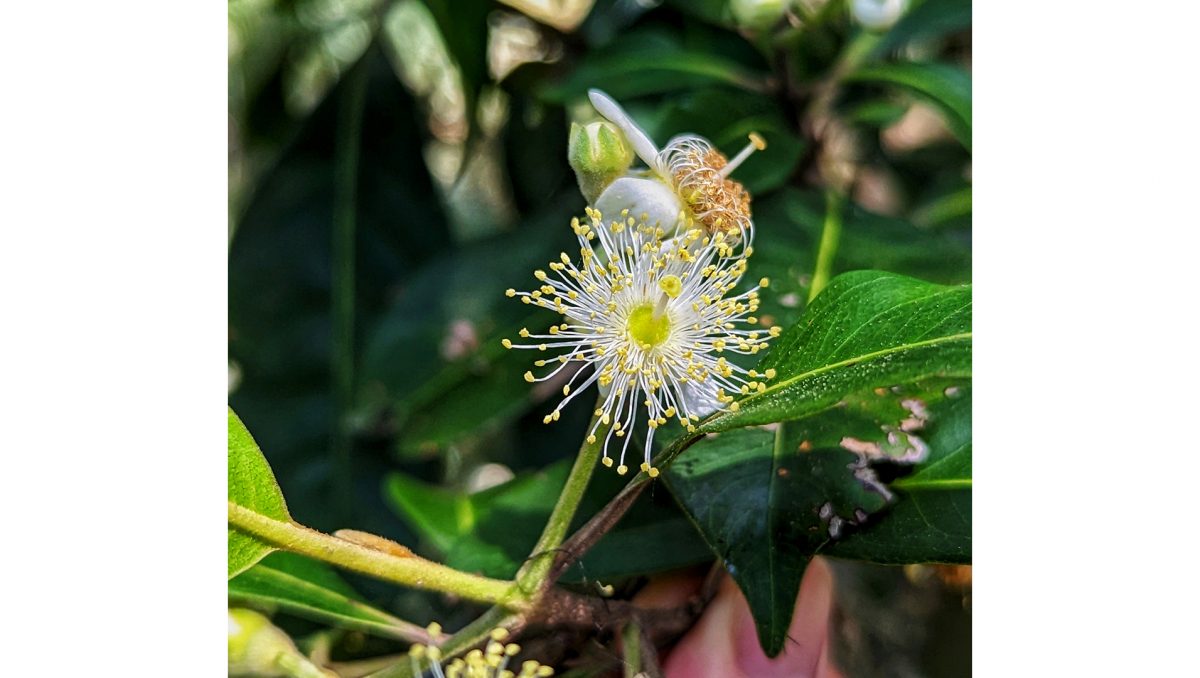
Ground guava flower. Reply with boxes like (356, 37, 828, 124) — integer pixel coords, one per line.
(579, 90, 766, 249)
(504, 209, 780, 476)
(408, 625, 553, 678)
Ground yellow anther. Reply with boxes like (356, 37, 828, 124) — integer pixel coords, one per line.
(648, 467, 660, 478)
(534, 270, 548, 281)
(640, 462, 650, 472)
(617, 464, 628, 475)
(502, 338, 513, 349)
(658, 274, 684, 299)
(602, 457, 613, 467)
(490, 628, 510, 641)
(765, 368, 777, 379)
(749, 132, 767, 151)
(562, 384, 571, 396)
(524, 371, 535, 383)
(505, 288, 516, 297)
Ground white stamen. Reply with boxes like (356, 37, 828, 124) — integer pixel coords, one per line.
(719, 133, 767, 178)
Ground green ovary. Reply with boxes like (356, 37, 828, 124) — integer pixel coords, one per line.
(626, 303, 670, 347)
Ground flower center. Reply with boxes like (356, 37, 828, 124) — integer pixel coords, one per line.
(626, 303, 671, 348)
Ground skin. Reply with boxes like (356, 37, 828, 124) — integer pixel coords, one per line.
(634, 557, 843, 678)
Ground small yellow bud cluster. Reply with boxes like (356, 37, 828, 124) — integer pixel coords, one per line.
(408, 625, 554, 678)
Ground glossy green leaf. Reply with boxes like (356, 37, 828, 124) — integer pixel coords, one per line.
(827, 386, 971, 563)
(750, 189, 972, 330)
(229, 408, 291, 578)
(700, 271, 971, 434)
(385, 461, 713, 581)
(229, 552, 424, 640)
(667, 380, 969, 655)
(847, 62, 971, 149)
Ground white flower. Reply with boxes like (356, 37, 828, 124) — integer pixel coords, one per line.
(586, 89, 766, 249)
(409, 625, 553, 678)
(504, 208, 780, 476)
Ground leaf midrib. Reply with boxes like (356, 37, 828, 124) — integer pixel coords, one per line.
(708, 331, 973, 428)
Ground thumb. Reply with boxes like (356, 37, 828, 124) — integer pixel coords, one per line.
(663, 557, 842, 678)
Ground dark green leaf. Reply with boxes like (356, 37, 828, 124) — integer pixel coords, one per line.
(847, 62, 971, 149)
(229, 408, 291, 578)
(357, 199, 581, 457)
(667, 380, 970, 655)
(870, 0, 971, 57)
(701, 271, 971, 434)
(228, 43, 450, 531)
(826, 386, 971, 563)
(229, 552, 423, 640)
(750, 189, 972, 331)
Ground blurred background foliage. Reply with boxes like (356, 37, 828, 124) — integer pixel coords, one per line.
(229, 0, 970, 673)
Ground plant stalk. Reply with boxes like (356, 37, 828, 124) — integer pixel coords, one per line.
(228, 502, 524, 608)
(809, 189, 844, 302)
(517, 405, 604, 593)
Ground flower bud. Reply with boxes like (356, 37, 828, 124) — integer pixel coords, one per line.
(569, 120, 634, 203)
(229, 608, 331, 678)
(731, 0, 787, 30)
(851, 0, 909, 31)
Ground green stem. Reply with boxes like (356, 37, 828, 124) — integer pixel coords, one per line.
(365, 606, 519, 678)
(808, 189, 844, 302)
(517, 407, 604, 593)
(275, 651, 331, 678)
(331, 55, 368, 522)
(228, 502, 524, 608)
(621, 621, 642, 678)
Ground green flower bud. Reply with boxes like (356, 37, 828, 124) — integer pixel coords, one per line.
(229, 608, 331, 678)
(569, 120, 634, 203)
(731, 0, 788, 30)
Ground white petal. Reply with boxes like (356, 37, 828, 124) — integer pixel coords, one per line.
(594, 176, 685, 242)
(588, 89, 663, 174)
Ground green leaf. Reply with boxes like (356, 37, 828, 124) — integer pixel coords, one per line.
(702, 271, 972, 434)
(750, 189, 972, 329)
(384, 461, 713, 581)
(229, 408, 291, 578)
(357, 199, 581, 457)
(228, 42, 451, 531)
(647, 88, 806, 195)
(541, 27, 771, 102)
(229, 552, 423, 640)
(870, 0, 971, 57)
(666, 381, 970, 655)
(826, 386, 971, 563)
(847, 62, 971, 149)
